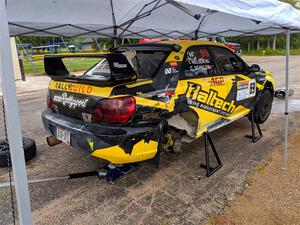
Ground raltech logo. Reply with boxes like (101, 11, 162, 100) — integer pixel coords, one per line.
(185, 82, 236, 117)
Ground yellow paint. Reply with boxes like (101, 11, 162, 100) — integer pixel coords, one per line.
(87, 139, 94, 151)
(91, 140, 158, 164)
(125, 79, 153, 88)
(135, 97, 170, 110)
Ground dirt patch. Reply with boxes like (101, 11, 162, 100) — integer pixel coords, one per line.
(208, 131, 300, 225)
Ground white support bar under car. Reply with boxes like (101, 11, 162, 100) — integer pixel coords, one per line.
(0, 0, 32, 224)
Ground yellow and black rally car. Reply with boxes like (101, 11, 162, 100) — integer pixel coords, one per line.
(42, 40, 274, 165)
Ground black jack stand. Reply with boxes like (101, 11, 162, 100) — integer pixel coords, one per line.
(245, 110, 263, 143)
(200, 132, 223, 177)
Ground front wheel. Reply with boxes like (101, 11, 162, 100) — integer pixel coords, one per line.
(253, 89, 273, 124)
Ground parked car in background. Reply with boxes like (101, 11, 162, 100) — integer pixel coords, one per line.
(211, 37, 242, 55)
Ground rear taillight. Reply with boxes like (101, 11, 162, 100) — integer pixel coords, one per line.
(47, 94, 54, 108)
(92, 97, 136, 124)
(47, 93, 57, 111)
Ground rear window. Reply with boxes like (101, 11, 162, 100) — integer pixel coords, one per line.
(130, 51, 168, 78)
(84, 58, 111, 80)
(84, 50, 168, 79)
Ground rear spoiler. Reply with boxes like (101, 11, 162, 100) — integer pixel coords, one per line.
(44, 53, 137, 84)
(111, 43, 182, 52)
(44, 53, 106, 76)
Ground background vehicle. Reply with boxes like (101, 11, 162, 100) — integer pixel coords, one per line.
(42, 40, 274, 164)
(210, 37, 242, 55)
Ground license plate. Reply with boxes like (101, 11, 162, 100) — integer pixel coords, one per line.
(56, 127, 71, 145)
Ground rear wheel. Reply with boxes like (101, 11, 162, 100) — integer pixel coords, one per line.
(253, 89, 273, 124)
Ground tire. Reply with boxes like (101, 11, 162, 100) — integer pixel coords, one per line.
(253, 89, 273, 124)
(0, 137, 36, 167)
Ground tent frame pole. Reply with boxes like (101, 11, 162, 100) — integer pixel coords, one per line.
(0, 0, 32, 224)
(283, 28, 290, 170)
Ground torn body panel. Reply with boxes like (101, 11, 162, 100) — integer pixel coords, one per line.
(42, 109, 162, 164)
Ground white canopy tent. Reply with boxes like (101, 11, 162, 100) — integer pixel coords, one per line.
(6, 0, 300, 39)
(1, 0, 300, 224)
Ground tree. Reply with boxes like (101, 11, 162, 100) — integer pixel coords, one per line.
(273, 0, 300, 49)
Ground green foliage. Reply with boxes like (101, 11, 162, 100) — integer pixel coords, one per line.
(23, 57, 100, 75)
(227, 33, 300, 52)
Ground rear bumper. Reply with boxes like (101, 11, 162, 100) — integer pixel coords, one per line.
(42, 110, 160, 163)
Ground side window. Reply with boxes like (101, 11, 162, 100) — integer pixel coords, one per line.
(211, 46, 246, 75)
(181, 46, 218, 78)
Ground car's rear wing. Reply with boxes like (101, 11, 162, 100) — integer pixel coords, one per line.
(44, 53, 106, 76)
(44, 53, 137, 86)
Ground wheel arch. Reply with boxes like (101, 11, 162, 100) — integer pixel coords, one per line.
(264, 80, 274, 97)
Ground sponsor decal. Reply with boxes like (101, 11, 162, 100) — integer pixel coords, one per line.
(164, 67, 179, 74)
(55, 82, 93, 94)
(136, 92, 153, 98)
(236, 79, 256, 101)
(186, 82, 236, 117)
(113, 62, 127, 68)
(237, 80, 248, 90)
(53, 93, 89, 109)
(209, 77, 225, 86)
(199, 48, 210, 58)
(187, 50, 210, 65)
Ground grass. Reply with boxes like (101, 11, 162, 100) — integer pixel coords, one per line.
(23, 57, 101, 75)
(243, 48, 300, 56)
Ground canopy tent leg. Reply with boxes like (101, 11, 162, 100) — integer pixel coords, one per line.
(0, 0, 32, 224)
(283, 29, 290, 170)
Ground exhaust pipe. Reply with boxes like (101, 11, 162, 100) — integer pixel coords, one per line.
(47, 136, 62, 147)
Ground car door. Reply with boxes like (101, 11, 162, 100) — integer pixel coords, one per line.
(176, 45, 233, 136)
(210, 46, 255, 120)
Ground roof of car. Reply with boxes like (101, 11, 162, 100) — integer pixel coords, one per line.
(114, 40, 227, 53)
(159, 40, 226, 48)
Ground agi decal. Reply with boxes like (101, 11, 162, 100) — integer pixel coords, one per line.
(186, 82, 236, 117)
(236, 79, 256, 101)
(53, 93, 89, 109)
(209, 77, 225, 86)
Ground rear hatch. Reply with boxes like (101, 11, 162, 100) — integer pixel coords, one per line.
(45, 44, 176, 123)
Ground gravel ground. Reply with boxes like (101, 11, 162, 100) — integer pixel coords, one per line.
(0, 56, 299, 225)
(209, 131, 300, 225)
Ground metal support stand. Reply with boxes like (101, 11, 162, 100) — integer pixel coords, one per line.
(245, 110, 263, 143)
(200, 132, 222, 177)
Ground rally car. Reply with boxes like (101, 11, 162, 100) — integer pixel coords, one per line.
(42, 40, 274, 164)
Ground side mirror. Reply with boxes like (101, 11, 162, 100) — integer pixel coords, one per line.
(248, 64, 260, 73)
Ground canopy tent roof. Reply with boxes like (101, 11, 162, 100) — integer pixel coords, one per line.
(7, 0, 300, 39)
